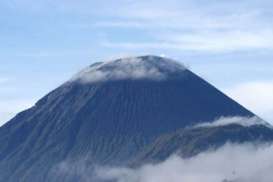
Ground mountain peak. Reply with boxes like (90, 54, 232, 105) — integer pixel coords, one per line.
(2, 55, 273, 182)
(70, 55, 186, 83)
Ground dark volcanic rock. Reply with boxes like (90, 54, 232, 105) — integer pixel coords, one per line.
(134, 124, 273, 164)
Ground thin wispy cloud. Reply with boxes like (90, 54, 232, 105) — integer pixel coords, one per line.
(102, 29, 273, 52)
(2, 0, 273, 53)
(193, 116, 270, 128)
(93, 0, 273, 53)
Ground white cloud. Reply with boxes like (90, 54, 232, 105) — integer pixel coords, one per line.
(193, 116, 270, 128)
(53, 143, 273, 182)
(225, 81, 273, 123)
(70, 56, 186, 83)
(96, 143, 273, 182)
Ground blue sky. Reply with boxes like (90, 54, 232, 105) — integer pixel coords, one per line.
(1, 0, 273, 125)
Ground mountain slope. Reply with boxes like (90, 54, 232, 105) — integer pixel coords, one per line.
(0, 55, 272, 182)
(134, 124, 273, 164)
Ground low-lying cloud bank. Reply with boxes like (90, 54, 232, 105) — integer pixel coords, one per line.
(52, 143, 273, 182)
(96, 143, 273, 182)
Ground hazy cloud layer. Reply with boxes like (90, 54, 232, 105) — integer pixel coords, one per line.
(96, 143, 273, 182)
(52, 143, 273, 182)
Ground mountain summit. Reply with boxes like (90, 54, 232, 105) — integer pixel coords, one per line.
(0, 55, 272, 182)
(70, 55, 186, 83)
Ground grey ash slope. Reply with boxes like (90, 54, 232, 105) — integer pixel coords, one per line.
(0, 55, 272, 182)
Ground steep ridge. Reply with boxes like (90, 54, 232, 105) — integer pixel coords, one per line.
(134, 124, 273, 164)
(0, 55, 272, 182)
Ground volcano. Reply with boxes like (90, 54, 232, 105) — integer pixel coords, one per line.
(0, 55, 272, 182)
